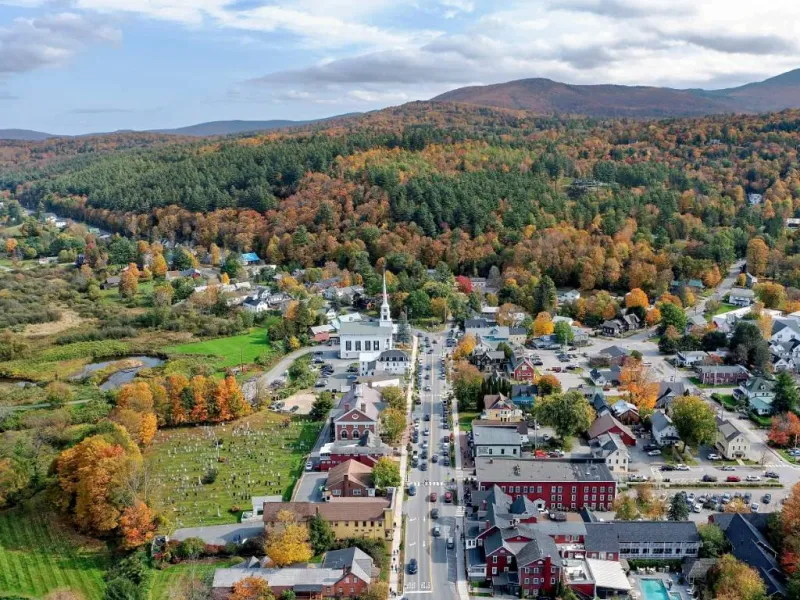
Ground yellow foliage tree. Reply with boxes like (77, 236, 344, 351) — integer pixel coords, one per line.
(151, 253, 167, 278)
(265, 522, 313, 567)
(431, 297, 448, 323)
(4, 238, 17, 255)
(533, 312, 554, 337)
(229, 576, 274, 600)
(119, 263, 140, 299)
(221, 272, 230, 285)
(711, 554, 766, 600)
(453, 334, 477, 360)
(645, 307, 661, 326)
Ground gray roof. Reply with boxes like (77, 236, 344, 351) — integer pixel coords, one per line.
(741, 376, 776, 395)
(322, 547, 374, 583)
(589, 433, 626, 459)
(602, 346, 630, 359)
(378, 349, 409, 361)
(515, 532, 562, 568)
(715, 416, 746, 442)
(650, 410, 674, 434)
(584, 521, 699, 553)
(729, 287, 755, 298)
(473, 425, 522, 447)
(339, 321, 392, 335)
(696, 365, 749, 375)
(475, 457, 614, 484)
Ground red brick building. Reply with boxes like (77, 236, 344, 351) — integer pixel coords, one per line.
(475, 457, 617, 511)
(324, 460, 375, 499)
(333, 384, 382, 441)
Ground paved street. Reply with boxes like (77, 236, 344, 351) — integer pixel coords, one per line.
(403, 329, 466, 599)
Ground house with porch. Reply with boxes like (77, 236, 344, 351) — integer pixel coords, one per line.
(482, 393, 523, 422)
(651, 410, 680, 447)
(736, 376, 776, 416)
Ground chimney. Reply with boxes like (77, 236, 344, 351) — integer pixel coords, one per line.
(344, 403, 350, 411)
(361, 403, 366, 412)
(344, 473, 349, 487)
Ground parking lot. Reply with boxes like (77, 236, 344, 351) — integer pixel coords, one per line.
(307, 345, 360, 393)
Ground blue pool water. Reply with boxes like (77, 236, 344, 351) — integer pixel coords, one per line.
(640, 579, 671, 600)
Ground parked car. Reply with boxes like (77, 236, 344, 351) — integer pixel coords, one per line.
(726, 476, 741, 482)
(766, 471, 780, 479)
(660, 465, 675, 471)
(746, 475, 761, 482)
(420, 462, 428, 471)
(693, 503, 702, 513)
(408, 485, 417, 496)
(702, 475, 718, 482)
(708, 453, 721, 460)
(444, 491, 453, 503)
(431, 508, 439, 519)
(647, 449, 662, 456)
(722, 493, 731, 503)
(429, 492, 438, 502)
(763, 494, 773, 504)
(720, 465, 735, 472)
(644, 444, 659, 452)
(751, 503, 760, 512)
(675, 464, 690, 471)
(305, 460, 314, 471)
(433, 526, 441, 537)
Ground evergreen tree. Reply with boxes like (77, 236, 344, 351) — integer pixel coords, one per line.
(534, 276, 557, 314)
(668, 494, 689, 521)
(397, 311, 411, 344)
(773, 371, 799, 414)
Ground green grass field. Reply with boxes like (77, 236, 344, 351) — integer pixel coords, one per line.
(0, 504, 109, 599)
(458, 411, 479, 432)
(151, 560, 236, 600)
(146, 410, 323, 528)
(164, 327, 276, 368)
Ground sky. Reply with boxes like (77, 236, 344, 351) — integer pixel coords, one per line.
(2, 0, 800, 134)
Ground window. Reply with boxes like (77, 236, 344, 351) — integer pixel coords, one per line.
(551, 578, 556, 585)
(537, 486, 542, 493)
(492, 568, 497, 575)
(525, 578, 530, 584)
(355, 341, 362, 351)
(364, 340, 371, 351)
(493, 556, 498, 564)
(340, 430, 349, 440)
(345, 341, 352, 351)
(363, 521, 367, 527)
(333, 489, 341, 496)
(523, 486, 528, 493)
(371, 521, 375, 527)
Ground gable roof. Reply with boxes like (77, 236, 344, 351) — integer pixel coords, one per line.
(584, 521, 699, 553)
(262, 497, 392, 524)
(322, 547, 374, 583)
(588, 414, 633, 441)
(326, 459, 374, 490)
(589, 433, 626, 459)
(715, 513, 786, 596)
(484, 393, 515, 410)
(715, 416, 746, 442)
(651, 410, 675, 434)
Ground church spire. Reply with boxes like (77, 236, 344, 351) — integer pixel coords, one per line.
(380, 270, 392, 326)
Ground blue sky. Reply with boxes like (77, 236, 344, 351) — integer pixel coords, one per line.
(2, 0, 800, 134)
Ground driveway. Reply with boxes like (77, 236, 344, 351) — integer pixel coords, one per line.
(293, 473, 327, 502)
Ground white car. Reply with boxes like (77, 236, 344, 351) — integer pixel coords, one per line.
(675, 464, 690, 471)
(708, 453, 721, 460)
(746, 475, 762, 482)
(693, 503, 702, 513)
(305, 460, 313, 471)
(647, 449, 662, 456)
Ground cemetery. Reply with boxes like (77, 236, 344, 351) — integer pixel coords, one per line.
(145, 410, 323, 527)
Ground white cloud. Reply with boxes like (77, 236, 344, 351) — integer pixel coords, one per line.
(0, 11, 120, 74)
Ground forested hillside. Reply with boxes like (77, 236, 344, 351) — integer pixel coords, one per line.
(4, 101, 800, 298)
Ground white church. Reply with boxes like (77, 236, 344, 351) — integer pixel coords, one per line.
(338, 272, 394, 360)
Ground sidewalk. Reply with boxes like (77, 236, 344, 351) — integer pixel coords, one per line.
(388, 336, 417, 598)
(450, 365, 471, 600)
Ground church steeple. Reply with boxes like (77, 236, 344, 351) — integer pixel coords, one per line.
(380, 270, 392, 327)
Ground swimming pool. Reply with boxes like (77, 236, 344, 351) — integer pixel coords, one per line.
(640, 578, 671, 600)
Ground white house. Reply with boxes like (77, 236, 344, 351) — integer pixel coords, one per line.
(675, 351, 709, 368)
(557, 289, 581, 303)
(712, 306, 781, 334)
(359, 349, 411, 377)
(651, 411, 680, 447)
(588, 433, 629, 480)
(338, 274, 393, 360)
(471, 424, 525, 458)
(736, 377, 776, 417)
(242, 298, 271, 313)
(715, 416, 750, 459)
(747, 193, 763, 206)
(771, 319, 800, 345)
(728, 288, 755, 307)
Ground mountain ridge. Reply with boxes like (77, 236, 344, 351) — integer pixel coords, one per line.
(431, 69, 800, 117)
(0, 114, 360, 141)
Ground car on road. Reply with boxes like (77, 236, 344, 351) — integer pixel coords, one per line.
(433, 526, 441, 537)
(424, 385, 431, 391)
(423, 429, 430, 437)
(708, 453, 721, 460)
(447, 538, 455, 550)
(702, 475, 718, 482)
(443, 457, 451, 466)
(408, 559, 418, 574)
(420, 462, 428, 471)
(629, 474, 649, 482)
(766, 471, 780, 479)
(720, 465, 735, 471)
(431, 508, 439, 519)
(315, 379, 328, 388)
(644, 444, 659, 452)
(746, 475, 761, 482)
(424, 413, 431, 421)
(305, 460, 314, 471)
(408, 485, 417, 496)
(726, 476, 741, 482)
(432, 455, 439, 463)
(647, 449, 662, 456)
(444, 491, 453, 503)
(429, 492, 437, 502)
(675, 464, 690, 471)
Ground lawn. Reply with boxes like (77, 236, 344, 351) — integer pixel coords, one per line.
(145, 410, 323, 528)
(458, 411, 480, 432)
(707, 302, 738, 319)
(151, 559, 236, 600)
(0, 503, 109, 599)
(164, 327, 278, 369)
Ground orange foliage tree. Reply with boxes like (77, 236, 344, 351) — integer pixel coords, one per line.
(229, 576, 274, 600)
(453, 334, 477, 360)
(618, 358, 658, 415)
(119, 501, 157, 550)
(625, 288, 649, 309)
(768, 412, 800, 448)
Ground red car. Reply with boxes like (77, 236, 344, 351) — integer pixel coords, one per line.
(429, 492, 438, 502)
(726, 476, 741, 482)
(444, 492, 453, 503)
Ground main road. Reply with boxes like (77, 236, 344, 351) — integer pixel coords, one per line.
(403, 328, 466, 599)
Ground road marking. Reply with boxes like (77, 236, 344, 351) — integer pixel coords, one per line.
(403, 591, 433, 595)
